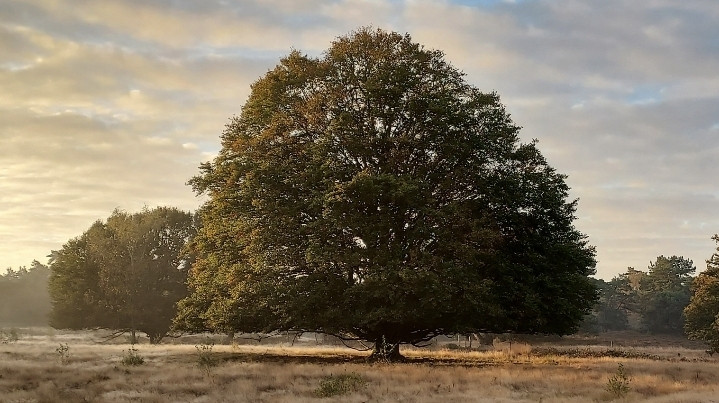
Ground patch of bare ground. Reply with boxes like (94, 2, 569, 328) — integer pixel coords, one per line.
(1, 329, 718, 402)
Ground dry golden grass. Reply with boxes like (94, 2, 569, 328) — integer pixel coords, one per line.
(1, 329, 718, 402)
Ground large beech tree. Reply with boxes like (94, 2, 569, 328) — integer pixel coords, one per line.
(176, 28, 597, 359)
(49, 207, 195, 343)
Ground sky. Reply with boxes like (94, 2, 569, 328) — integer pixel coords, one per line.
(1, 0, 718, 280)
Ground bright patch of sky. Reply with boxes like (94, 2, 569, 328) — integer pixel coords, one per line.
(186, 45, 286, 61)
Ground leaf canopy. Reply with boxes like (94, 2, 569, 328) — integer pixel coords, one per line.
(49, 207, 196, 343)
(177, 28, 597, 346)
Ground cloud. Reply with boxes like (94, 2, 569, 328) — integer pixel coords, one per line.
(1, 0, 718, 279)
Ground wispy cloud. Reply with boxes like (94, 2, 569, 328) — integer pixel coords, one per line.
(1, 0, 718, 278)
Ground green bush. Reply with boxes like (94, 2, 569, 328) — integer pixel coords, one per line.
(315, 373, 366, 397)
(606, 363, 630, 398)
(195, 342, 217, 375)
(121, 347, 145, 366)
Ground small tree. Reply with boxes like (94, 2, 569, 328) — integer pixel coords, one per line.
(177, 28, 597, 360)
(49, 207, 196, 343)
(685, 235, 719, 353)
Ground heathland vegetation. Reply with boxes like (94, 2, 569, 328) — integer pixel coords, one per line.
(0, 328, 717, 402)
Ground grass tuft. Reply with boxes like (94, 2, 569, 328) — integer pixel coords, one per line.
(315, 372, 366, 397)
(121, 346, 145, 366)
(1, 328, 19, 343)
(56, 343, 70, 365)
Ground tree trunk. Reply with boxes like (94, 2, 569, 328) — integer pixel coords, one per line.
(149, 333, 163, 344)
(370, 336, 404, 361)
(224, 331, 235, 345)
(130, 329, 137, 345)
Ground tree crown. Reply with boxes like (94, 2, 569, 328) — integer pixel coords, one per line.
(179, 28, 597, 349)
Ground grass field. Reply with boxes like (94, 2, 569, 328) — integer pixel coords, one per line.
(1, 328, 718, 402)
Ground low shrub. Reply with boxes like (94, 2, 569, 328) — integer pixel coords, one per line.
(606, 363, 631, 399)
(532, 347, 659, 360)
(56, 343, 70, 365)
(121, 347, 145, 366)
(195, 342, 217, 375)
(315, 373, 366, 397)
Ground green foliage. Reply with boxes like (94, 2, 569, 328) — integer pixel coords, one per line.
(580, 276, 633, 333)
(56, 343, 70, 365)
(643, 255, 695, 292)
(195, 341, 218, 375)
(121, 346, 145, 366)
(639, 256, 694, 334)
(599, 276, 635, 331)
(315, 373, 366, 397)
(684, 235, 719, 353)
(578, 311, 601, 333)
(585, 258, 695, 336)
(605, 363, 630, 398)
(532, 347, 658, 360)
(49, 207, 196, 343)
(177, 27, 597, 353)
(0, 261, 51, 326)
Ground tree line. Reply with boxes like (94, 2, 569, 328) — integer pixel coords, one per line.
(582, 256, 695, 334)
(581, 246, 719, 354)
(0, 261, 51, 326)
(4, 28, 719, 359)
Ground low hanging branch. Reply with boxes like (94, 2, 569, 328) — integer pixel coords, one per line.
(98, 328, 133, 344)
